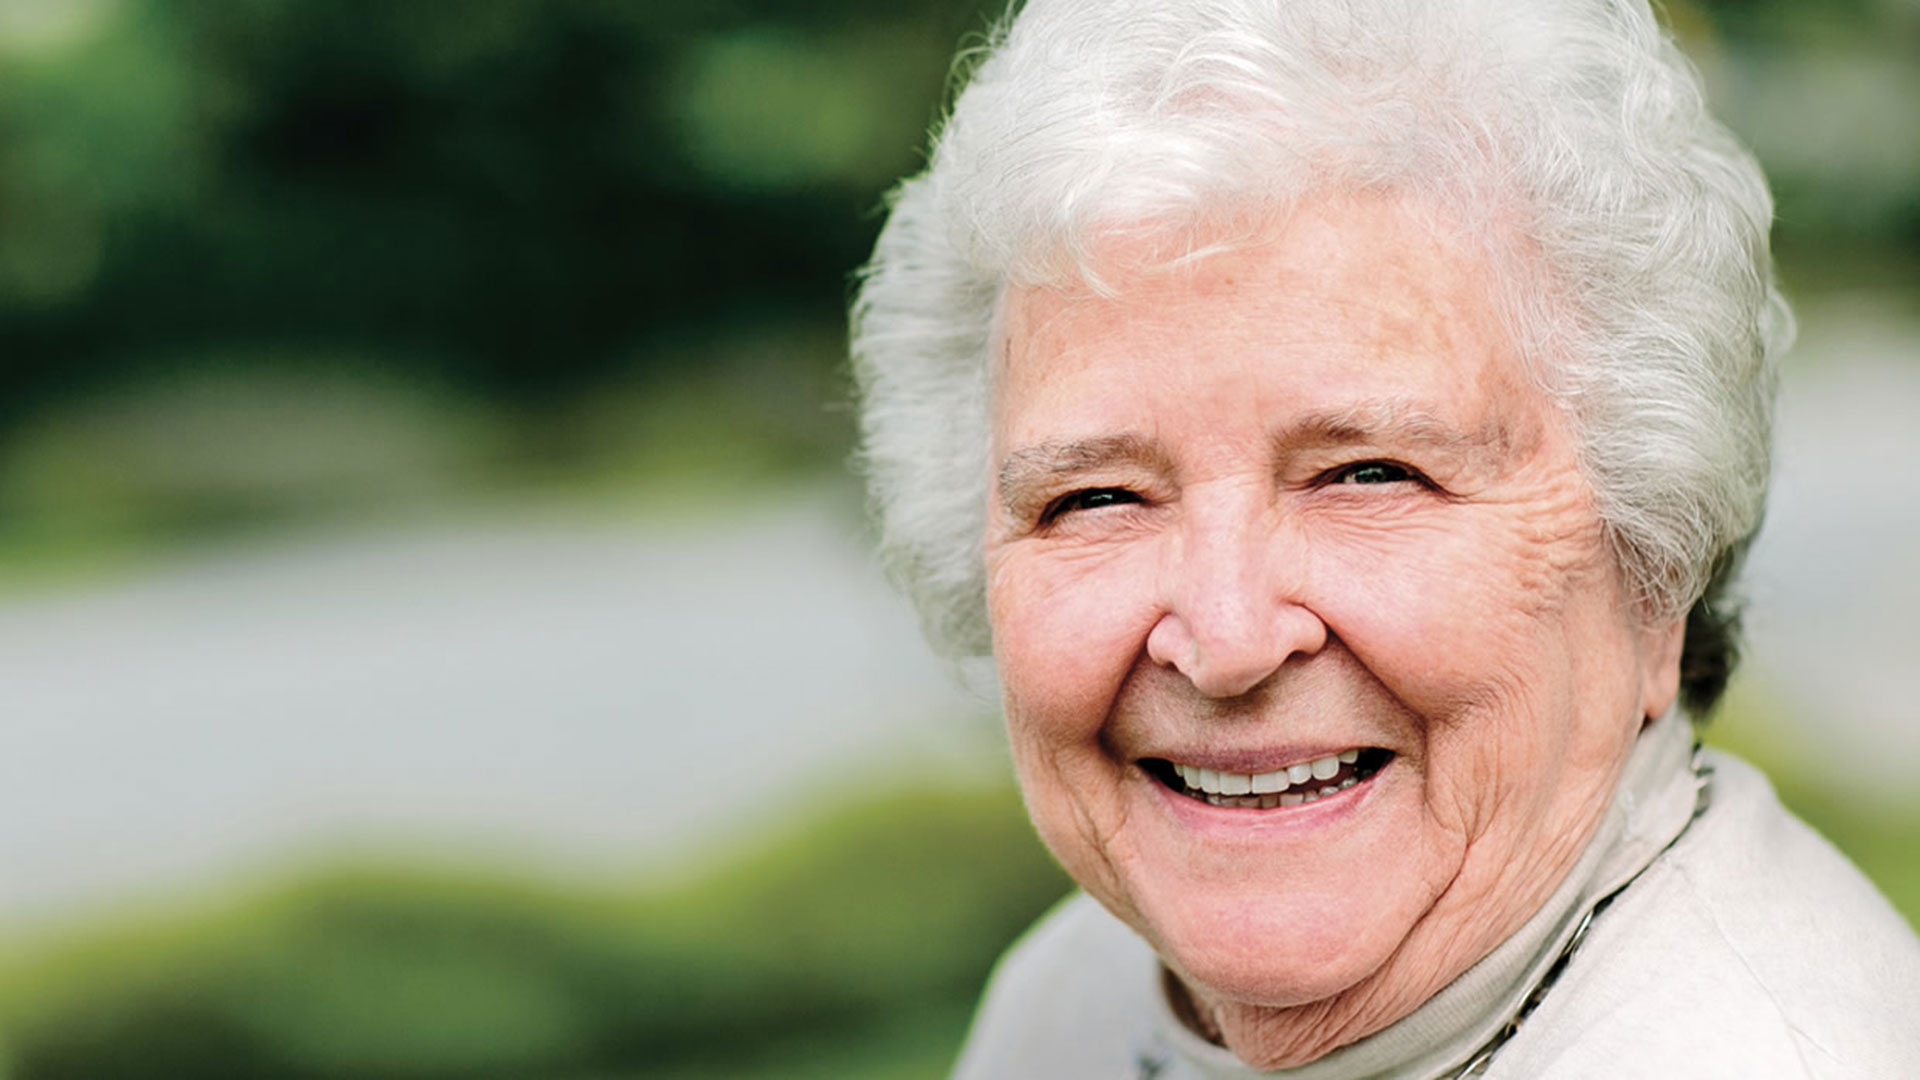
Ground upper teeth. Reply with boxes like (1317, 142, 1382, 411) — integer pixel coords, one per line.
(1175, 750, 1360, 796)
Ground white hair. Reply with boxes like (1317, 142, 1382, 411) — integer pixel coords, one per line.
(850, 0, 1790, 708)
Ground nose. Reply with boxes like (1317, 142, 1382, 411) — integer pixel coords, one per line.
(1145, 501, 1326, 698)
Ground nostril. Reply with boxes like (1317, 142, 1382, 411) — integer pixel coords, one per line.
(1188, 656, 1278, 699)
(1148, 609, 1279, 697)
(1146, 612, 1199, 673)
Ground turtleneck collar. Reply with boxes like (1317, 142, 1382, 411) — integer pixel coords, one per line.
(1150, 713, 1704, 1080)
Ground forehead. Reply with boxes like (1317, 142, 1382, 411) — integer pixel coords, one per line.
(994, 193, 1547, 449)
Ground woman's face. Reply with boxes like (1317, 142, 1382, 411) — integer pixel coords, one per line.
(984, 193, 1685, 1065)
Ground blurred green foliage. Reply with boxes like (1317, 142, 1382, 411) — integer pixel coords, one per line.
(0, 0, 972, 403)
(0, 783, 1073, 1080)
(0, 0, 1004, 547)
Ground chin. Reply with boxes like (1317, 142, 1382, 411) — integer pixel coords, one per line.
(1146, 887, 1402, 1009)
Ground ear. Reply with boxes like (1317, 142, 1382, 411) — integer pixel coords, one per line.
(1638, 617, 1687, 722)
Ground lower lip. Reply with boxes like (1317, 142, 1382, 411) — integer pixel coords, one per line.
(1145, 762, 1388, 837)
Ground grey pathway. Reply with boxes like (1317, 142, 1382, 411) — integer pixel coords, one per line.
(1739, 294, 1920, 795)
(0, 487, 992, 927)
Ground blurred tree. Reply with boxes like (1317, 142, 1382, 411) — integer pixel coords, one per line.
(0, 0, 1908, 530)
(0, 0, 1002, 430)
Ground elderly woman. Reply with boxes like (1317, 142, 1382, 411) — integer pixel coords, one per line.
(851, 0, 1920, 1076)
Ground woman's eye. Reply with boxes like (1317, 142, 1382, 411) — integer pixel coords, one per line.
(1042, 487, 1141, 523)
(1330, 461, 1414, 485)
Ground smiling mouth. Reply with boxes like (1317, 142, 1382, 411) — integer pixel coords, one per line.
(1142, 749, 1394, 809)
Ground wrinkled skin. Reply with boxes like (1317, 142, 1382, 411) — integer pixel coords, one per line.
(983, 194, 1686, 1069)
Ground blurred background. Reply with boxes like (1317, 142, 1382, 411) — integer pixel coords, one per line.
(0, 0, 1912, 1077)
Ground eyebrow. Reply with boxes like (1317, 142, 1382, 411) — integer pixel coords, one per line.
(1279, 400, 1497, 454)
(996, 433, 1173, 515)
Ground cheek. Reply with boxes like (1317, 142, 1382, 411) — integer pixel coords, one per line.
(1305, 506, 1638, 835)
(986, 548, 1159, 918)
(987, 544, 1161, 732)
(1304, 483, 1607, 719)
(1309, 524, 1544, 715)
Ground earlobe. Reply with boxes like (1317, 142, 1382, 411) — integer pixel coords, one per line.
(1639, 618, 1687, 721)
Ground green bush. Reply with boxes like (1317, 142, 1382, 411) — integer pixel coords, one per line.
(0, 782, 1071, 1080)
